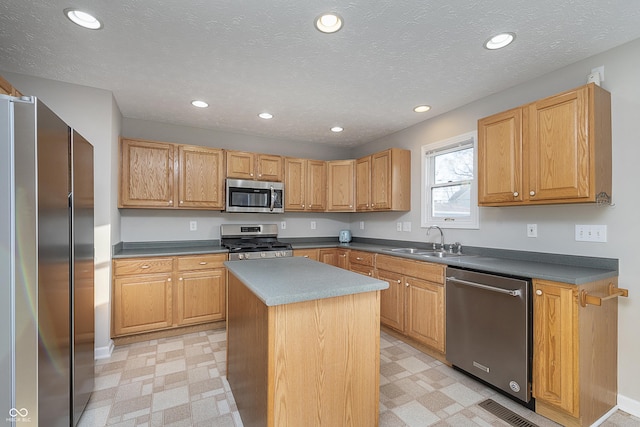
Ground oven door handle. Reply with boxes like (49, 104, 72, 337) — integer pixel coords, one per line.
(446, 276, 522, 297)
(269, 186, 275, 212)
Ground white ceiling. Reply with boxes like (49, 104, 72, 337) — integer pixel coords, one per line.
(2, 1, 640, 147)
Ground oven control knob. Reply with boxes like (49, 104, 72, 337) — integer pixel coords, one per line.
(261, 252, 266, 258)
(238, 253, 244, 260)
(275, 251, 281, 257)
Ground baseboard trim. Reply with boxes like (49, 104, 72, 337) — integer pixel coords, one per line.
(618, 394, 640, 418)
(94, 340, 114, 360)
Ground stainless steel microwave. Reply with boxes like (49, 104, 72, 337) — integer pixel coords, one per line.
(225, 179, 284, 213)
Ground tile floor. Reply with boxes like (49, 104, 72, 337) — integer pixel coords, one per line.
(79, 329, 640, 426)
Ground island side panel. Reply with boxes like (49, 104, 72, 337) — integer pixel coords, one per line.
(227, 272, 270, 427)
(272, 291, 381, 427)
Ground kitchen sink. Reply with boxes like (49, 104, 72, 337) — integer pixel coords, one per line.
(387, 248, 430, 254)
(419, 251, 463, 258)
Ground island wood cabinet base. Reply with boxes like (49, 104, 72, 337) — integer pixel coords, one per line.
(226, 271, 381, 427)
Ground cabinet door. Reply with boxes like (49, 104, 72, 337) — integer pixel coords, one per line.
(257, 154, 283, 181)
(178, 145, 224, 209)
(405, 277, 445, 352)
(120, 139, 175, 208)
(226, 151, 255, 179)
(176, 269, 226, 325)
(113, 273, 173, 335)
(336, 249, 349, 269)
(284, 158, 306, 211)
(528, 86, 590, 201)
(327, 160, 355, 211)
(349, 263, 374, 277)
(377, 270, 404, 332)
(0, 74, 12, 95)
(478, 108, 524, 205)
(371, 150, 392, 210)
(532, 281, 578, 417)
(306, 160, 327, 211)
(319, 248, 338, 266)
(355, 156, 372, 211)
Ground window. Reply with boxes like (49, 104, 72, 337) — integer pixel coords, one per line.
(421, 131, 478, 229)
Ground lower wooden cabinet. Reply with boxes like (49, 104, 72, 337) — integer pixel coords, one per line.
(318, 248, 337, 266)
(349, 250, 375, 277)
(376, 254, 446, 353)
(112, 253, 226, 337)
(532, 278, 620, 427)
(293, 248, 319, 260)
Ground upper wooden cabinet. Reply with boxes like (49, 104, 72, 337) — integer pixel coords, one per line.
(356, 148, 411, 211)
(0, 74, 22, 96)
(284, 158, 326, 211)
(478, 83, 611, 206)
(327, 160, 355, 212)
(119, 138, 224, 209)
(226, 150, 283, 181)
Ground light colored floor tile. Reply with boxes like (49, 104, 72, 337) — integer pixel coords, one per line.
(151, 386, 190, 412)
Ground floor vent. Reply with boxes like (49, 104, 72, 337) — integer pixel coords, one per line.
(478, 399, 539, 427)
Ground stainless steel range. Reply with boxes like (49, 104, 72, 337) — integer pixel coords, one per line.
(221, 223, 293, 260)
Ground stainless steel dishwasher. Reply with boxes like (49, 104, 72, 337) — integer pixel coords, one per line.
(445, 267, 533, 407)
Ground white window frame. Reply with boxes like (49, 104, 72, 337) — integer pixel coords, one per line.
(421, 131, 479, 229)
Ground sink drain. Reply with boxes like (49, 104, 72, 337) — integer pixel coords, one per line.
(478, 399, 539, 427)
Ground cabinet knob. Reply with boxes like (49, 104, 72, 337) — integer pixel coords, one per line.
(405, 282, 409, 287)
(303, 255, 309, 258)
(179, 277, 183, 281)
(536, 289, 543, 296)
(258, 173, 262, 177)
(168, 278, 172, 282)
(199, 261, 207, 265)
(513, 192, 519, 197)
(396, 279, 401, 284)
(141, 265, 150, 269)
(168, 200, 173, 204)
(368, 272, 372, 276)
(180, 200, 183, 204)
(302, 204, 305, 208)
(530, 190, 536, 196)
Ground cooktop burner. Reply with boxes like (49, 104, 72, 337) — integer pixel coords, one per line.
(221, 223, 293, 260)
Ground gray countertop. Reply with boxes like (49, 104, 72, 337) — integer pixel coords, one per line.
(112, 238, 618, 285)
(225, 257, 388, 306)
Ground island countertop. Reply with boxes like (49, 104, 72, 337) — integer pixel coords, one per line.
(224, 257, 388, 306)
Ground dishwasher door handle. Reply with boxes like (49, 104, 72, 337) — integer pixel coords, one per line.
(446, 276, 522, 297)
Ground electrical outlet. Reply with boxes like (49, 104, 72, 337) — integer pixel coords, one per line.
(359, 221, 365, 230)
(527, 223, 537, 238)
(402, 222, 411, 232)
(189, 220, 197, 231)
(310, 221, 316, 230)
(280, 221, 286, 230)
(396, 222, 402, 231)
(591, 65, 605, 82)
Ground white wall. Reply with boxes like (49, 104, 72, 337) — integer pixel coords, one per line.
(2, 71, 121, 357)
(350, 38, 640, 411)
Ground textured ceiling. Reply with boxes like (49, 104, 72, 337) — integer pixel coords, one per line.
(2, 1, 640, 146)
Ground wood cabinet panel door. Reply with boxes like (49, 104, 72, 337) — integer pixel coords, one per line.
(176, 269, 226, 325)
(478, 108, 524, 205)
(113, 273, 173, 335)
(533, 281, 578, 417)
(306, 160, 327, 211)
(371, 151, 392, 210)
(377, 270, 405, 332)
(178, 145, 224, 209)
(355, 156, 372, 211)
(319, 248, 338, 266)
(327, 160, 355, 211)
(528, 86, 589, 201)
(120, 139, 175, 208)
(405, 277, 445, 353)
(336, 249, 349, 269)
(257, 154, 283, 181)
(226, 151, 255, 179)
(284, 158, 306, 210)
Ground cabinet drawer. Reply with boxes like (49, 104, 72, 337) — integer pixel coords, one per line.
(177, 254, 226, 271)
(349, 251, 374, 266)
(376, 254, 444, 284)
(114, 257, 174, 276)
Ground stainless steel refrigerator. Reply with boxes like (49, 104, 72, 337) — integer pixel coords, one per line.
(1, 94, 94, 426)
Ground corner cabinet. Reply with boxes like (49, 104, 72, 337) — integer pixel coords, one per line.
(356, 148, 411, 211)
(532, 277, 624, 427)
(119, 138, 224, 210)
(478, 83, 611, 206)
(327, 160, 355, 212)
(112, 254, 226, 337)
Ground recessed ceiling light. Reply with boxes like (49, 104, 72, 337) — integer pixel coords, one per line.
(331, 126, 344, 133)
(413, 105, 431, 113)
(64, 8, 102, 30)
(258, 112, 273, 119)
(191, 100, 209, 108)
(484, 32, 515, 50)
(315, 13, 343, 33)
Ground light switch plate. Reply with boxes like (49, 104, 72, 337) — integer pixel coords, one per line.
(280, 221, 286, 230)
(575, 224, 607, 242)
(310, 221, 316, 230)
(396, 222, 402, 231)
(402, 222, 412, 232)
(359, 221, 365, 230)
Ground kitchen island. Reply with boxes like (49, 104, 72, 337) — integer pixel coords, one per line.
(225, 257, 388, 427)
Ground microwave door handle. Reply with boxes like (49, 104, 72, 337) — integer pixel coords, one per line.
(270, 186, 275, 212)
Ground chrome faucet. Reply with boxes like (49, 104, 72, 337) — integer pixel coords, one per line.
(426, 226, 445, 251)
